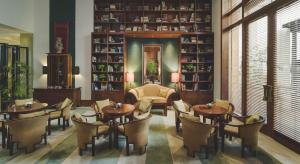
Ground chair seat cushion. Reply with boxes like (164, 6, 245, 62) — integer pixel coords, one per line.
(141, 96, 166, 104)
(49, 111, 61, 118)
(97, 125, 109, 134)
(134, 112, 150, 120)
(224, 125, 239, 135)
(246, 115, 260, 124)
(137, 99, 152, 113)
(174, 99, 187, 113)
(18, 111, 46, 119)
(230, 117, 244, 125)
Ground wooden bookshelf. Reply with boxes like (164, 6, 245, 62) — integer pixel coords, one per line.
(92, 0, 213, 104)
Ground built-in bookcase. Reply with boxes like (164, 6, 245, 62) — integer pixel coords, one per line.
(92, 0, 213, 104)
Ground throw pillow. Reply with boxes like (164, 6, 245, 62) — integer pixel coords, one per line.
(174, 99, 187, 113)
(215, 99, 230, 111)
(246, 115, 260, 124)
(61, 98, 72, 109)
(138, 99, 152, 113)
(96, 99, 110, 113)
(159, 88, 169, 97)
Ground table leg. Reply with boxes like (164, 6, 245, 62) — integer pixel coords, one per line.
(113, 119, 119, 148)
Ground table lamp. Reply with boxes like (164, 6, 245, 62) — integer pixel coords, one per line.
(171, 72, 179, 91)
(126, 72, 134, 89)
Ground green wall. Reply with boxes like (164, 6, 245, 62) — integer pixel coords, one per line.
(50, 0, 75, 85)
(126, 38, 179, 89)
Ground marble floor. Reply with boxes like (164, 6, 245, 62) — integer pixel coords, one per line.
(0, 107, 299, 164)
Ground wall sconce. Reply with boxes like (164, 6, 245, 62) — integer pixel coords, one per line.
(75, 66, 80, 75)
(42, 66, 48, 74)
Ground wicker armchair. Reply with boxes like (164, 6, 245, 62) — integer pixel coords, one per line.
(214, 99, 235, 123)
(221, 115, 265, 157)
(173, 100, 192, 132)
(71, 114, 111, 156)
(180, 114, 217, 158)
(7, 114, 48, 155)
(117, 114, 152, 155)
(47, 98, 73, 135)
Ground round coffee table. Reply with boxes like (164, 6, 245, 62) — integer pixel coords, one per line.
(102, 104, 135, 148)
(193, 104, 227, 118)
(5, 103, 48, 119)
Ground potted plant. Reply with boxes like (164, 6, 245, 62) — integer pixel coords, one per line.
(98, 64, 106, 72)
(146, 59, 157, 83)
(186, 64, 194, 72)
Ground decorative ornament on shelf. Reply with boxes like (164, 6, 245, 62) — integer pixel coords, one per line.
(55, 37, 64, 53)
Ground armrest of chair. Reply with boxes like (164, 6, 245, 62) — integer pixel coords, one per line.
(124, 91, 138, 104)
(166, 91, 179, 106)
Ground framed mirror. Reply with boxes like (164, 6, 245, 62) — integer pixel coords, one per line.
(142, 44, 162, 84)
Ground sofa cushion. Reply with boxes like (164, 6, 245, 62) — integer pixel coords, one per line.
(142, 84, 160, 96)
(134, 87, 144, 98)
(159, 88, 169, 97)
(181, 113, 200, 123)
(141, 96, 166, 104)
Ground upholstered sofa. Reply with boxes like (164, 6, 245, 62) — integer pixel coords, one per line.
(125, 84, 178, 116)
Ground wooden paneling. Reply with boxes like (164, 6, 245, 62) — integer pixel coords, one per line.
(33, 88, 81, 106)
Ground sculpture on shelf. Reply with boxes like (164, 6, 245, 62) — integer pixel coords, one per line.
(55, 37, 64, 53)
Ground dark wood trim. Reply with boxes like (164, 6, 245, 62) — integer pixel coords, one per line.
(220, 0, 223, 99)
(241, 17, 247, 116)
(222, 3, 243, 18)
(273, 131, 300, 154)
(222, 20, 242, 33)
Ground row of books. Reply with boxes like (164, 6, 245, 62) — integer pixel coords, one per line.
(181, 83, 213, 91)
(92, 83, 123, 91)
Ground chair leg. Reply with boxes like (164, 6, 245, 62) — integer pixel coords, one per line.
(126, 137, 129, 156)
(241, 139, 245, 157)
(79, 148, 83, 156)
(58, 118, 61, 126)
(221, 133, 225, 152)
(44, 133, 47, 144)
(92, 137, 95, 156)
(214, 134, 218, 152)
(67, 120, 70, 127)
(2, 128, 6, 148)
(205, 146, 209, 159)
(176, 118, 180, 133)
(109, 131, 112, 148)
(62, 118, 66, 130)
(164, 105, 167, 116)
(9, 141, 14, 156)
(48, 119, 51, 135)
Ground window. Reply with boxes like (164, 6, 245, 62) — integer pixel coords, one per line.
(274, 1, 300, 143)
(228, 25, 242, 115)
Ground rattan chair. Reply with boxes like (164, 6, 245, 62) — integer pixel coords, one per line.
(221, 115, 265, 157)
(173, 100, 192, 132)
(71, 114, 112, 156)
(180, 114, 217, 158)
(47, 100, 73, 135)
(7, 114, 48, 155)
(117, 114, 152, 155)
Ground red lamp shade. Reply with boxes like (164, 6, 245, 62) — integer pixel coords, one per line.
(126, 72, 134, 82)
(171, 73, 179, 83)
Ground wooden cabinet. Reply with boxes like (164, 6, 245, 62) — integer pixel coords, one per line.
(47, 53, 72, 88)
(33, 88, 81, 106)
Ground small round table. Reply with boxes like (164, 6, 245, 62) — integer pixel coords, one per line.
(102, 104, 135, 148)
(193, 104, 227, 119)
(5, 103, 48, 119)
